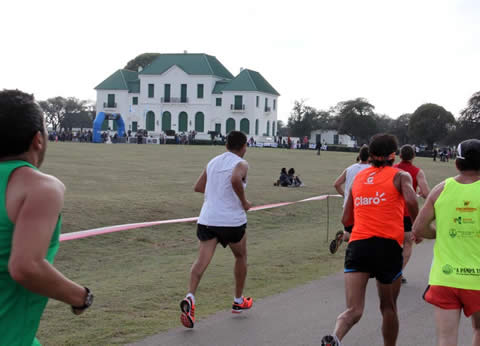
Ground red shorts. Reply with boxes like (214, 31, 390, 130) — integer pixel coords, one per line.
(423, 285, 480, 317)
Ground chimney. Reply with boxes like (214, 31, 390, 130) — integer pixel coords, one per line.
(183, 50, 188, 54)
(240, 67, 244, 72)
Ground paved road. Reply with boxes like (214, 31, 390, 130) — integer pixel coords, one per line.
(131, 241, 473, 346)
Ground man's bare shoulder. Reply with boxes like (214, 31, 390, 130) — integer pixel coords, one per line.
(10, 167, 65, 196)
(429, 181, 446, 201)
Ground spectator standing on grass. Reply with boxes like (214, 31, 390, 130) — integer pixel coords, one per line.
(413, 139, 480, 346)
(394, 144, 430, 284)
(0, 90, 94, 346)
(180, 131, 253, 329)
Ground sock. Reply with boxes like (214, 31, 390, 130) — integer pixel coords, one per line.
(234, 296, 243, 304)
(186, 293, 195, 305)
(333, 334, 342, 345)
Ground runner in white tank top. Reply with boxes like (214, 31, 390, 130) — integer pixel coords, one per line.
(180, 131, 253, 329)
(331, 145, 370, 249)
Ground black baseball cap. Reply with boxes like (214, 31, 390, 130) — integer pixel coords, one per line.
(457, 139, 480, 161)
(456, 139, 480, 171)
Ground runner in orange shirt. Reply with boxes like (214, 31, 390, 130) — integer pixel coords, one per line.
(321, 134, 419, 346)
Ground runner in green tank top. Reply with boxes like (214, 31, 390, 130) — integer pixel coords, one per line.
(413, 139, 480, 346)
(0, 90, 94, 346)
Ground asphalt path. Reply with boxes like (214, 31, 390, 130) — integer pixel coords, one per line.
(131, 240, 473, 346)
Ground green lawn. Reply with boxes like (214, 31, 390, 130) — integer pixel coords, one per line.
(36, 143, 457, 345)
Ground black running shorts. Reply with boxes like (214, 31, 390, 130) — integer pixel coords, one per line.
(344, 225, 353, 233)
(344, 237, 403, 284)
(403, 216, 412, 232)
(197, 223, 246, 248)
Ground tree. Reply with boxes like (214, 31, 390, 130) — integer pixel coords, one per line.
(457, 91, 480, 138)
(61, 110, 95, 130)
(408, 103, 455, 149)
(124, 53, 161, 71)
(374, 114, 394, 134)
(335, 98, 378, 145)
(287, 100, 322, 137)
(276, 120, 289, 136)
(39, 97, 86, 131)
(390, 113, 411, 145)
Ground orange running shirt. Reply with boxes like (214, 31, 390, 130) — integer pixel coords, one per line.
(350, 166, 405, 247)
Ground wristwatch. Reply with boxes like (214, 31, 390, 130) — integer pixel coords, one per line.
(71, 287, 94, 313)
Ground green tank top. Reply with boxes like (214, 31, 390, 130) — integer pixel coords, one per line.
(429, 177, 480, 290)
(0, 160, 61, 346)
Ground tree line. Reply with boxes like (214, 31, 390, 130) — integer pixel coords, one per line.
(39, 97, 95, 132)
(285, 91, 480, 149)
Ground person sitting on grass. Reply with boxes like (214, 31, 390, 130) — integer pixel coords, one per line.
(288, 168, 303, 187)
(274, 168, 291, 186)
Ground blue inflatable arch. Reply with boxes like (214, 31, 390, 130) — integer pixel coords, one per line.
(92, 112, 125, 143)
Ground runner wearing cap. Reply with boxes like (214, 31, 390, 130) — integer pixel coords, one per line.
(413, 139, 480, 346)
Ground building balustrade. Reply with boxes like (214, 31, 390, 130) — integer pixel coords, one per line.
(231, 104, 246, 112)
(161, 97, 188, 103)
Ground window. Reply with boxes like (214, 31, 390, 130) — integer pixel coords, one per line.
(273, 99, 276, 110)
(255, 119, 259, 135)
(101, 119, 109, 131)
(234, 95, 243, 110)
(266, 120, 270, 136)
(272, 121, 276, 136)
(132, 97, 138, 105)
(178, 112, 188, 132)
(146, 111, 155, 131)
(226, 118, 235, 134)
(164, 84, 170, 102)
(181, 84, 187, 103)
(256, 96, 259, 107)
(216, 98, 222, 106)
(107, 94, 115, 107)
(215, 123, 221, 134)
(265, 97, 269, 111)
(132, 121, 138, 132)
(195, 112, 204, 132)
(162, 111, 171, 131)
(148, 84, 154, 98)
(197, 84, 204, 99)
(240, 118, 250, 134)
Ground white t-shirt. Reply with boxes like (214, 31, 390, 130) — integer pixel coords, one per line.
(343, 163, 370, 208)
(198, 151, 247, 227)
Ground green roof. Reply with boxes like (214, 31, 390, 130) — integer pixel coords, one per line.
(212, 81, 229, 94)
(140, 53, 234, 79)
(221, 69, 280, 96)
(95, 69, 139, 92)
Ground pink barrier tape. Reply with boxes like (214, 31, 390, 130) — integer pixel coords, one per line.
(59, 194, 342, 242)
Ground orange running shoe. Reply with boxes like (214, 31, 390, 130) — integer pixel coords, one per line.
(232, 296, 253, 313)
(180, 297, 195, 328)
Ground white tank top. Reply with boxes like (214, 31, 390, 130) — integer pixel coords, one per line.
(344, 163, 370, 208)
(198, 151, 247, 227)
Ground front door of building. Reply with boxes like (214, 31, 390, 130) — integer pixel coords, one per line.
(215, 123, 221, 135)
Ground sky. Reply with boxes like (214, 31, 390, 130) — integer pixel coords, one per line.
(1, 0, 479, 122)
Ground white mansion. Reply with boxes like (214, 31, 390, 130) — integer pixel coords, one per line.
(95, 53, 280, 140)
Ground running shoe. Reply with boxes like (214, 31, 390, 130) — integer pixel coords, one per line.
(321, 334, 341, 346)
(329, 231, 344, 254)
(232, 296, 253, 313)
(180, 297, 195, 328)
